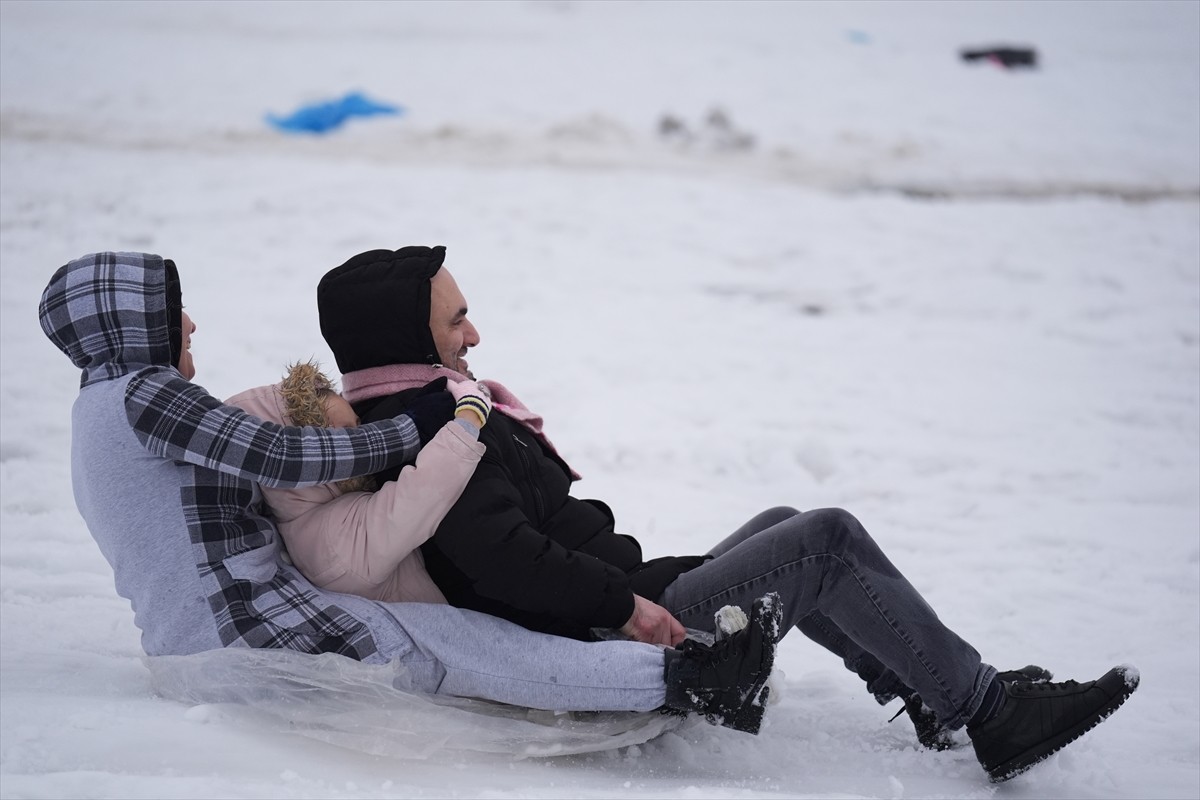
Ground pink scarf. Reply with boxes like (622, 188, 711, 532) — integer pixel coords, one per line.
(340, 364, 581, 479)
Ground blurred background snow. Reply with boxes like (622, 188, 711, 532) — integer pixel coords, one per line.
(2, 1, 1197, 798)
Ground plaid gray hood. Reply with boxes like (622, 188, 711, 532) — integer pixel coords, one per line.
(39, 252, 177, 387)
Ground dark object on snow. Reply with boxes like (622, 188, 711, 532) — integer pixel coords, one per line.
(266, 92, 403, 134)
(960, 46, 1038, 69)
(658, 114, 688, 139)
(657, 107, 755, 151)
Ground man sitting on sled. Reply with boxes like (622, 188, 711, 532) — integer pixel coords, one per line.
(313, 244, 1139, 783)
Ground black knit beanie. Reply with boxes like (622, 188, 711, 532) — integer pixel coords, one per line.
(163, 258, 183, 368)
(317, 246, 445, 374)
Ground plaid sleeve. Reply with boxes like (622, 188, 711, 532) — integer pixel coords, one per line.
(125, 369, 420, 488)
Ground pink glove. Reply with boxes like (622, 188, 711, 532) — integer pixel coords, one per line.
(448, 380, 491, 428)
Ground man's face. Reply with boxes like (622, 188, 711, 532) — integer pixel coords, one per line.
(428, 268, 480, 379)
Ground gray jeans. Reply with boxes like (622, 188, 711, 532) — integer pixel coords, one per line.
(657, 507, 997, 730)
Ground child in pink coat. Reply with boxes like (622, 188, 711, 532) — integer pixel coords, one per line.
(226, 362, 489, 604)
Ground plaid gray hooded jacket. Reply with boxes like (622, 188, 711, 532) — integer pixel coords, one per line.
(38, 252, 423, 659)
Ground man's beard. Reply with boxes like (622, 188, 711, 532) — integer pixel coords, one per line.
(449, 353, 474, 380)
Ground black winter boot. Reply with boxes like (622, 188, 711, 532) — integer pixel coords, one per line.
(664, 593, 782, 734)
(969, 665, 1139, 782)
(895, 664, 1054, 751)
(895, 694, 955, 751)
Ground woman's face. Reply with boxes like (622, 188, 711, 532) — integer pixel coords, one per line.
(177, 310, 196, 380)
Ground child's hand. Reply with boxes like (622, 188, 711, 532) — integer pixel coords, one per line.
(448, 380, 491, 429)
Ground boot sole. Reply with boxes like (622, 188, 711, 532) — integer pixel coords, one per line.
(987, 667, 1139, 783)
(731, 684, 769, 734)
(728, 593, 783, 734)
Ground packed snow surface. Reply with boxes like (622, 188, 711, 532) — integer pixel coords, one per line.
(2, 1, 1198, 798)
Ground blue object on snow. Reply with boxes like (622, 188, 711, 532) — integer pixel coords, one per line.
(266, 92, 404, 134)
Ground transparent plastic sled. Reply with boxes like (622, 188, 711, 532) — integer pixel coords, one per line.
(145, 647, 685, 759)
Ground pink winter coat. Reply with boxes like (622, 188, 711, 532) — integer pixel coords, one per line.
(225, 383, 485, 604)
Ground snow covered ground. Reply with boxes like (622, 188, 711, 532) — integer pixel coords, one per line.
(2, 1, 1198, 797)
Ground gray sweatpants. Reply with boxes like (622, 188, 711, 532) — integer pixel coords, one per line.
(374, 601, 669, 712)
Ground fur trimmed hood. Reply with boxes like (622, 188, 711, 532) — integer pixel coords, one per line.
(279, 360, 338, 427)
(233, 361, 376, 494)
(281, 361, 376, 494)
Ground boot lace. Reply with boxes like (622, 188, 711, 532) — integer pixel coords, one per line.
(1016, 678, 1083, 695)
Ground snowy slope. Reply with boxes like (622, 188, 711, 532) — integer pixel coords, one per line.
(2, 2, 1197, 798)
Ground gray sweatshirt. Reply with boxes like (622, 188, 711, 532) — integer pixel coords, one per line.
(38, 252, 425, 660)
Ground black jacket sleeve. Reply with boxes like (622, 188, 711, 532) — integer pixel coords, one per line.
(431, 457, 636, 630)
